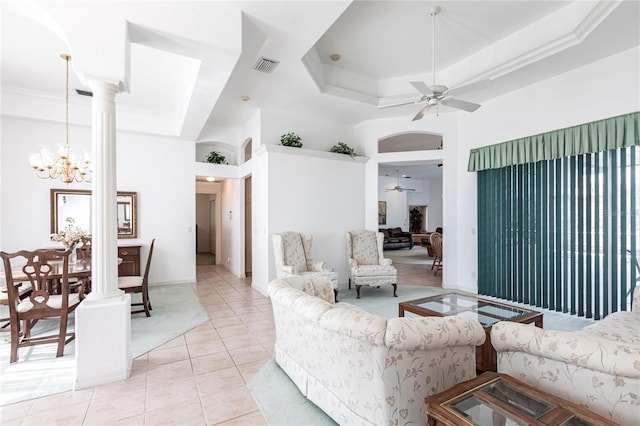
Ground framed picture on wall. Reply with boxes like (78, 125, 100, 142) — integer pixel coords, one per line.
(378, 201, 387, 225)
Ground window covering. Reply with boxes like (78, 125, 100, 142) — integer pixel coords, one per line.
(468, 112, 640, 172)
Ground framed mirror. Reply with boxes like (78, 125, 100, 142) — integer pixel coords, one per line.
(51, 189, 137, 238)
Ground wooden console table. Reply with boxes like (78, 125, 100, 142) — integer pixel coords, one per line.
(117, 244, 141, 276)
(426, 372, 616, 426)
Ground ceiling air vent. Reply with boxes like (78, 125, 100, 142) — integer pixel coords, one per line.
(75, 89, 93, 97)
(252, 57, 279, 73)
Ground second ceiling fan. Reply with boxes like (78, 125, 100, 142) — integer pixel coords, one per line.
(386, 169, 415, 193)
(378, 5, 492, 121)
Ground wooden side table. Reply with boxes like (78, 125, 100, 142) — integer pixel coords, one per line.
(426, 372, 616, 426)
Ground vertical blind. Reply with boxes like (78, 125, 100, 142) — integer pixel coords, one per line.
(477, 145, 638, 319)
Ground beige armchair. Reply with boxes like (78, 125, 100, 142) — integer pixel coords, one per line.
(272, 232, 338, 301)
(346, 230, 397, 299)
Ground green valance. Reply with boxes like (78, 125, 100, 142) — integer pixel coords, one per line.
(468, 111, 640, 172)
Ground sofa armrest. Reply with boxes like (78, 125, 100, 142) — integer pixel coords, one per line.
(491, 322, 545, 356)
(633, 285, 640, 312)
(386, 316, 485, 350)
(491, 322, 640, 378)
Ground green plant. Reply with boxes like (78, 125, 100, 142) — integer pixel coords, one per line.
(410, 207, 423, 233)
(280, 132, 303, 148)
(205, 151, 227, 164)
(329, 142, 357, 159)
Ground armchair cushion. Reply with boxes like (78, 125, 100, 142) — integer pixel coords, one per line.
(281, 232, 308, 272)
(349, 230, 379, 265)
(351, 264, 396, 277)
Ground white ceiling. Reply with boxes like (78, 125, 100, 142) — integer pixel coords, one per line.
(2, 1, 639, 172)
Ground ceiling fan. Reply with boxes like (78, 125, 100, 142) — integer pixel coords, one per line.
(385, 169, 415, 192)
(378, 5, 492, 121)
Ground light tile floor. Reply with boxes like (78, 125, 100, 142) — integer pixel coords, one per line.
(1, 258, 595, 425)
(1, 264, 272, 425)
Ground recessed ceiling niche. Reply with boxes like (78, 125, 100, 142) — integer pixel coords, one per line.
(378, 133, 442, 153)
(195, 141, 236, 165)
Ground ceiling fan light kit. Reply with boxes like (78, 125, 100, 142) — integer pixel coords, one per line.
(378, 5, 492, 121)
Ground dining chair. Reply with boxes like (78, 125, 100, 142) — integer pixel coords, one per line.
(118, 239, 155, 317)
(0, 248, 82, 363)
(430, 232, 443, 276)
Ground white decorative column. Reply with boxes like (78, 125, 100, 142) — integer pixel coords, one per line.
(75, 79, 132, 389)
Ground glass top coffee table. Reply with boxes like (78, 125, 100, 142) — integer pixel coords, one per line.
(399, 293, 543, 372)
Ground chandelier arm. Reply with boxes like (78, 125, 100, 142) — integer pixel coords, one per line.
(29, 53, 92, 184)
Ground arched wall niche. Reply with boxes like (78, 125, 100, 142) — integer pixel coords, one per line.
(196, 141, 237, 165)
(241, 137, 252, 163)
(378, 131, 443, 153)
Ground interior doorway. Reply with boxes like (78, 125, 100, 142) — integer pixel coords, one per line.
(195, 193, 216, 265)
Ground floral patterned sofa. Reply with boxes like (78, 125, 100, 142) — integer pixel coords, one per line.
(491, 286, 640, 425)
(268, 276, 486, 426)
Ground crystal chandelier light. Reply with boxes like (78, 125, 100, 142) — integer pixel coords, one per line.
(29, 54, 92, 184)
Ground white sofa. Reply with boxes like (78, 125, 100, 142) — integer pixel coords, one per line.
(268, 276, 486, 426)
(491, 286, 640, 425)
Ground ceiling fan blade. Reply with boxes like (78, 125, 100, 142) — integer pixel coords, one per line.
(447, 79, 493, 97)
(411, 105, 430, 121)
(378, 94, 420, 109)
(441, 97, 481, 112)
(410, 81, 433, 96)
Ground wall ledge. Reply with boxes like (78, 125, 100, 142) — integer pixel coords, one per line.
(256, 143, 369, 163)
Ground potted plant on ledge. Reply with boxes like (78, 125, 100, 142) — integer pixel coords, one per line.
(280, 132, 303, 148)
(330, 142, 357, 159)
(205, 151, 227, 164)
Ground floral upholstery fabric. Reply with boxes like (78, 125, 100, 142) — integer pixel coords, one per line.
(491, 287, 640, 425)
(347, 231, 397, 289)
(278, 231, 308, 272)
(348, 230, 380, 265)
(272, 232, 338, 290)
(268, 276, 485, 426)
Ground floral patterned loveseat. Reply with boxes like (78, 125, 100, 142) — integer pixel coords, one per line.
(268, 276, 485, 426)
(491, 286, 640, 425)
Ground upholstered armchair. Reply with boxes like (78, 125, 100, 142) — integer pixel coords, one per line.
(272, 231, 338, 301)
(346, 230, 397, 299)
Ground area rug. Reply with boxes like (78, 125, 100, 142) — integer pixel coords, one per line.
(384, 245, 431, 265)
(248, 284, 597, 425)
(0, 283, 209, 406)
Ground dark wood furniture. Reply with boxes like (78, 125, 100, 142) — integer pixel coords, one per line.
(0, 249, 82, 363)
(118, 239, 155, 317)
(118, 244, 141, 276)
(426, 372, 616, 426)
(399, 293, 543, 372)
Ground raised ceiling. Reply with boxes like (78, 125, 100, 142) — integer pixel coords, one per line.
(1, 1, 638, 138)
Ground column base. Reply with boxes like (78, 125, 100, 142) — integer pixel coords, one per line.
(74, 293, 131, 389)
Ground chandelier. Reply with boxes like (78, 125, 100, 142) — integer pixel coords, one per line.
(29, 54, 92, 184)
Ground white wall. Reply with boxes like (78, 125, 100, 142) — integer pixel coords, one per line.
(450, 46, 640, 293)
(0, 116, 196, 285)
(261, 107, 356, 151)
(426, 178, 443, 231)
(250, 145, 366, 295)
(218, 177, 243, 276)
(355, 47, 639, 294)
(378, 177, 443, 232)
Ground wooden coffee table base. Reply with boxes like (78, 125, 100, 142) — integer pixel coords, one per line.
(426, 372, 616, 426)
